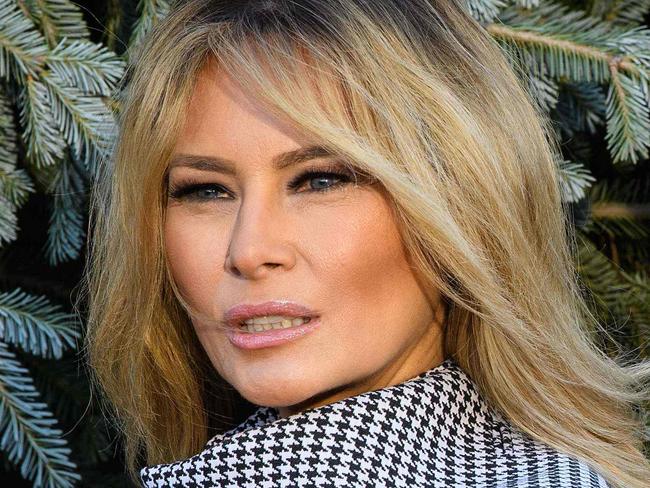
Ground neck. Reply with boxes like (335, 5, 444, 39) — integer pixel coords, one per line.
(277, 321, 446, 418)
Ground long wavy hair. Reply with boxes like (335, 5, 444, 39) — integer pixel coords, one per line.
(81, 0, 650, 485)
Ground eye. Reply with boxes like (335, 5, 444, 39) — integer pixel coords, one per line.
(288, 170, 351, 193)
(287, 161, 366, 194)
(167, 181, 232, 202)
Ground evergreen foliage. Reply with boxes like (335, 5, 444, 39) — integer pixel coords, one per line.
(0, 0, 125, 485)
(0, 0, 647, 485)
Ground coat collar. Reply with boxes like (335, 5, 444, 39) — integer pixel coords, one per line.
(202, 356, 493, 450)
(140, 357, 519, 486)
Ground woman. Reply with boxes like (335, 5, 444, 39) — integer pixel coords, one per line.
(83, 0, 650, 486)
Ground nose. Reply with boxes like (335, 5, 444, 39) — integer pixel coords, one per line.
(224, 188, 296, 280)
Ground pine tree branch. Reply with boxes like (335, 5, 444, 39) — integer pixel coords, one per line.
(0, 194, 18, 246)
(46, 38, 125, 97)
(553, 81, 607, 137)
(0, 82, 22, 246)
(2, 0, 125, 193)
(488, 1, 650, 163)
(464, 0, 507, 23)
(129, 0, 171, 49)
(0, 167, 34, 208)
(0, 86, 18, 168)
(558, 159, 596, 202)
(588, 173, 650, 204)
(0, 342, 81, 488)
(0, 0, 48, 81)
(487, 19, 612, 83)
(591, 202, 650, 219)
(589, 0, 650, 28)
(41, 71, 113, 174)
(528, 71, 560, 111)
(589, 214, 649, 242)
(102, 0, 126, 53)
(583, 176, 650, 242)
(605, 64, 650, 163)
(491, 1, 650, 87)
(45, 158, 87, 266)
(18, 74, 66, 168)
(575, 234, 648, 357)
(0, 287, 80, 359)
(18, 0, 89, 48)
(25, 354, 116, 466)
(514, 0, 542, 8)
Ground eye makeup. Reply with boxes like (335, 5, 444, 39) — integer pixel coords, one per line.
(167, 161, 372, 203)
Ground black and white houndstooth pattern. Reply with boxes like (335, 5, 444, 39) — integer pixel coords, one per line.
(140, 358, 612, 487)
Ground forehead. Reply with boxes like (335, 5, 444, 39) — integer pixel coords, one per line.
(175, 60, 316, 166)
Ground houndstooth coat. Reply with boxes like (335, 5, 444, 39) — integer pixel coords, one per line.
(139, 357, 612, 487)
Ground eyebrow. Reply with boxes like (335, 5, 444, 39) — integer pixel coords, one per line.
(168, 145, 334, 175)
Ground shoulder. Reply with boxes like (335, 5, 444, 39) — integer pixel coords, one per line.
(495, 453, 612, 487)
(493, 416, 612, 487)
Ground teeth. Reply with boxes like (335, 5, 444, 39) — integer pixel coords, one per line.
(238, 316, 311, 332)
(244, 315, 288, 325)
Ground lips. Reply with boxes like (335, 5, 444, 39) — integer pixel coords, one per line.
(224, 300, 318, 327)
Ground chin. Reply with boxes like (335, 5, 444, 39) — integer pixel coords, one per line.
(234, 371, 319, 408)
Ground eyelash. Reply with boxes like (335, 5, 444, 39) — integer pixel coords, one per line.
(167, 163, 359, 203)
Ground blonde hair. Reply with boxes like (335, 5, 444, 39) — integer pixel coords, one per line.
(82, 0, 650, 485)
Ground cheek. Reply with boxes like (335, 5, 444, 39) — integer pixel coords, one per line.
(303, 192, 430, 362)
(311, 209, 394, 290)
(305, 192, 415, 316)
(163, 209, 228, 310)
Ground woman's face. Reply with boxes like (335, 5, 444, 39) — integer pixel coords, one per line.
(164, 62, 446, 417)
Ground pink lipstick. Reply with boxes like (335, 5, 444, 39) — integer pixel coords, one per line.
(224, 300, 321, 350)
